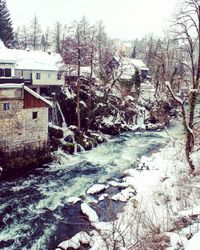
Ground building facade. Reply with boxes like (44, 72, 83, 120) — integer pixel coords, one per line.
(0, 40, 64, 95)
(0, 84, 52, 153)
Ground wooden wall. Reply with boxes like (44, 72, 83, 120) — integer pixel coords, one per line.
(24, 91, 49, 109)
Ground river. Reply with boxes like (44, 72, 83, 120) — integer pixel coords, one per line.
(0, 121, 182, 250)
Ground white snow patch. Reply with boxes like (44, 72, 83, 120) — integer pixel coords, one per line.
(67, 197, 81, 204)
(58, 231, 91, 250)
(86, 184, 106, 195)
(108, 181, 129, 188)
(98, 193, 108, 201)
(185, 231, 200, 250)
(81, 203, 99, 222)
(111, 187, 136, 202)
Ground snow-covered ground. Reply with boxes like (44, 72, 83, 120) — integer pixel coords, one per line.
(58, 140, 200, 249)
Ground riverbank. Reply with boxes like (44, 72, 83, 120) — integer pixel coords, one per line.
(56, 140, 200, 250)
(0, 128, 175, 249)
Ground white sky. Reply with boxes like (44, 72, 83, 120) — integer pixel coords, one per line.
(6, 0, 179, 40)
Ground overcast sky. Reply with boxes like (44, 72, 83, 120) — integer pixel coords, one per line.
(6, 0, 179, 40)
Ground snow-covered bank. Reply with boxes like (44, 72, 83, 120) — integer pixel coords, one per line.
(57, 141, 200, 249)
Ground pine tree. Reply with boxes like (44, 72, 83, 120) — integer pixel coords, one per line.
(133, 69, 141, 98)
(0, 0, 14, 47)
(131, 46, 137, 58)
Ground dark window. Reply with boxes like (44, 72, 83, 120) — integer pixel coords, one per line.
(0, 68, 12, 77)
(32, 112, 38, 119)
(57, 73, 62, 80)
(5, 68, 11, 77)
(0, 68, 4, 77)
(36, 73, 41, 79)
(3, 103, 10, 111)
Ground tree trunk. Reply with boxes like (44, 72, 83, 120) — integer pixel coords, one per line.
(185, 130, 195, 173)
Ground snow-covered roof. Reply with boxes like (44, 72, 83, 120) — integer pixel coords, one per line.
(115, 57, 149, 69)
(114, 57, 149, 80)
(0, 40, 17, 64)
(0, 83, 53, 107)
(13, 49, 63, 71)
(65, 65, 97, 78)
(0, 40, 63, 71)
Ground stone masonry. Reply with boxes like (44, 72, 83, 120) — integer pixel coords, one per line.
(0, 104, 48, 152)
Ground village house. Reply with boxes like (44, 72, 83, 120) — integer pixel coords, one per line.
(105, 56, 150, 96)
(0, 83, 53, 175)
(0, 40, 64, 95)
(0, 83, 52, 153)
(106, 56, 150, 81)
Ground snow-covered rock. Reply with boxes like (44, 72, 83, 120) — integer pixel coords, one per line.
(81, 203, 99, 222)
(86, 184, 106, 195)
(108, 180, 129, 188)
(67, 197, 81, 204)
(98, 193, 108, 201)
(111, 187, 136, 202)
(58, 231, 91, 250)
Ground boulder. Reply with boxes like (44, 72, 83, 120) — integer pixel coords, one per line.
(48, 126, 64, 139)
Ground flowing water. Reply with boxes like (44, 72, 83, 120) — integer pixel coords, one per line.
(0, 121, 182, 250)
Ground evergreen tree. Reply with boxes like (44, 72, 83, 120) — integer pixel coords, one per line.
(0, 0, 14, 47)
(133, 69, 141, 98)
(131, 45, 137, 58)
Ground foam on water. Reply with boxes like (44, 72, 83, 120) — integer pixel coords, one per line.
(0, 121, 183, 249)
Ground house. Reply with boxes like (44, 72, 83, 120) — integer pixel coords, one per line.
(0, 83, 52, 153)
(0, 40, 64, 95)
(106, 57, 150, 81)
(64, 65, 97, 85)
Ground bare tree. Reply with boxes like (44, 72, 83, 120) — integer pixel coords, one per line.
(165, 0, 200, 173)
(29, 15, 42, 50)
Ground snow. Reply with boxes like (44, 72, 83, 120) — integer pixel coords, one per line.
(98, 193, 108, 201)
(102, 116, 115, 127)
(0, 40, 16, 63)
(0, 40, 63, 71)
(62, 86, 76, 99)
(67, 197, 81, 204)
(0, 83, 23, 89)
(13, 49, 63, 71)
(108, 181, 129, 188)
(81, 203, 99, 222)
(24, 86, 53, 107)
(111, 187, 136, 202)
(114, 56, 149, 80)
(165, 81, 184, 104)
(58, 231, 91, 250)
(86, 184, 106, 195)
(185, 231, 200, 250)
(57, 134, 200, 249)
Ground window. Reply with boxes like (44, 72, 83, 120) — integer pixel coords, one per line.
(5, 68, 11, 77)
(3, 103, 10, 111)
(32, 111, 38, 119)
(48, 73, 51, 79)
(0, 68, 4, 77)
(57, 73, 62, 80)
(0, 68, 12, 77)
(36, 73, 41, 79)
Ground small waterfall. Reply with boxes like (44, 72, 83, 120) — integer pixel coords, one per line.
(56, 102, 68, 130)
(51, 102, 59, 126)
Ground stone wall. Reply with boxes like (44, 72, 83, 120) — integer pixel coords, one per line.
(0, 99, 23, 111)
(0, 105, 49, 152)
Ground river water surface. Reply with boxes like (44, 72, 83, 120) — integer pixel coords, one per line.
(0, 121, 182, 250)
